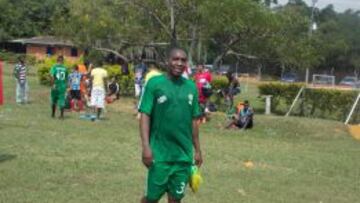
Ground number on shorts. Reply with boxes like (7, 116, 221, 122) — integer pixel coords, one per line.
(176, 182, 186, 194)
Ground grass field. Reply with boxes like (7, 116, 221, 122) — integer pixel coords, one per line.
(0, 62, 359, 203)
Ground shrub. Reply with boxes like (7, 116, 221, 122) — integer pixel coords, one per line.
(258, 82, 303, 109)
(103, 64, 135, 96)
(210, 75, 228, 90)
(37, 56, 82, 85)
(0, 51, 36, 65)
(258, 82, 359, 122)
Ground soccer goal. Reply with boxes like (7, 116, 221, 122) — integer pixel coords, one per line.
(312, 74, 335, 87)
(345, 92, 360, 125)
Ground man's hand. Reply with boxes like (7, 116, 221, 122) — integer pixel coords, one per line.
(194, 150, 203, 167)
(142, 147, 153, 168)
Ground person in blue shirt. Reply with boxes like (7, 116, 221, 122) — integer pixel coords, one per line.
(68, 65, 83, 111)
(134, 59, 147, 98)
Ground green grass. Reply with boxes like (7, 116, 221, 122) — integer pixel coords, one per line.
(0, 62, 360, 203)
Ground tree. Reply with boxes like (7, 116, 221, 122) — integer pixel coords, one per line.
(0, 0, 68, 42)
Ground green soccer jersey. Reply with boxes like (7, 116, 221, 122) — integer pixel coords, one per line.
(139, 75, 201, 163)
(50, 64, 68, 90)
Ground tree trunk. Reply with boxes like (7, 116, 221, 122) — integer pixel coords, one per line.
(257, 64, 262, 81)
(93, 47, 128, 63)
(168, 0, 177, 47)
(188, 25, 197, 65)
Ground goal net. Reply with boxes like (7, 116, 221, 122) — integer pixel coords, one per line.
(312, 74, 335, 87)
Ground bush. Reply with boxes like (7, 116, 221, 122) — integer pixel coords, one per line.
(210, 75, 228, 90)
(37, 56, 81, 85)
(258, 82, 304, 109)
(103, 64, 135, 96)
(258, 82, 359, 122)
(0, 51, 36, 65)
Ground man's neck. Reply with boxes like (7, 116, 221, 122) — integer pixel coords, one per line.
(167, 72, 181, 81)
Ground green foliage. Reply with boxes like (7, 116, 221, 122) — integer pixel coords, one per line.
(84, 50, 104, 67)
(210, 75, 228, 90)
(37, 56, 81, 85)
(258, 82, 359, 121)
(0, 0, 69, 41)
(103, 64, 135, 96)
(258, 82, 303, 108)
(0, 51, 36, 65)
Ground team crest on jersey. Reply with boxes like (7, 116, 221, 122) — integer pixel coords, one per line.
(157, 95, 167, 104)
(188, 94, 194, 105)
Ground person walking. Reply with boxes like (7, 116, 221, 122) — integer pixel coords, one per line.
(138, 48, 203, 203)
(90, 64, 108, 120)
(50, 56, 69, 119)
(13, 57, 28, 104)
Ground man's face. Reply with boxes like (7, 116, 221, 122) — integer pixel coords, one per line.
(58, 58, 64, 64)
(197, 65, 204, 72)
(168, 50, 187, 77)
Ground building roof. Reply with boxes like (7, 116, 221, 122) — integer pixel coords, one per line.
(10, 36, 74, 47)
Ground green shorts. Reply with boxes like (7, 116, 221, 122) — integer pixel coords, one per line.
(51, 88, 66, 108)
(145, 162, 192, 201)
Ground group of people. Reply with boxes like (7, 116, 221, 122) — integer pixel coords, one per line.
(49, 56, 109, 120)
(13, 49, 253, 203)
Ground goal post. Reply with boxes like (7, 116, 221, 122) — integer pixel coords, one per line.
(0, 60, 3, 105)
(345, 92, 360, 125)
(312, 74, 335, 87)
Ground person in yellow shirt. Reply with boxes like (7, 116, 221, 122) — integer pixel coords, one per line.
(90, 65, 108, 120)
(145, 63, 162, 83)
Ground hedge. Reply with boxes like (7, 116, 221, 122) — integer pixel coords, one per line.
(37, 56, 81, 85)
(0, 51, 36, 65)
(258, 82, 360, 122)
(103, 64, 135, 96)
(37, 57, 135, 96)
(210, 75, 228, 90)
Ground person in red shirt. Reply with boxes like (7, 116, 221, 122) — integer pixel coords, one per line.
(194, 64, 212, 123)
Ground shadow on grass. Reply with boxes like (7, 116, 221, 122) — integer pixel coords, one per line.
(0, 154, 17, 163)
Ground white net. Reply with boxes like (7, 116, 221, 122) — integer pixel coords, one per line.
(312, 74, 335, 87)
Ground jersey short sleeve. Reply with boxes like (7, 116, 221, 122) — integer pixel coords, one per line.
(138, 79, 156, 115)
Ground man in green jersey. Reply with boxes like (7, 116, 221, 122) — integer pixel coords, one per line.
(50, 56, 69, 119)
(138, 48, 203, 203)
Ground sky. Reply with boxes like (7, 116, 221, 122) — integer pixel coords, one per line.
(277, 0, 360, 12)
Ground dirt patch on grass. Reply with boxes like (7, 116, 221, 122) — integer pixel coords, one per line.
(348, 125, 360, 140)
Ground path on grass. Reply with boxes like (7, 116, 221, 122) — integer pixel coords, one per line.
(349, 125, 360, 140)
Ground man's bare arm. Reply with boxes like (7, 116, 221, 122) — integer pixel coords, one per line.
(192, 119, 203, 167)
(140, 113, 153, 168)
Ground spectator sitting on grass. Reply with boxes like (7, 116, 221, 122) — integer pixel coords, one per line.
(108, 77, 120, 100)
(226, 100, 253, 130)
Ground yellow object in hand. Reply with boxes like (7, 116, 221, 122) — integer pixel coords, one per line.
(190, 165, 203, 193)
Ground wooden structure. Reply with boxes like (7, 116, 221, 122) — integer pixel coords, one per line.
(8, 36, 83, 61)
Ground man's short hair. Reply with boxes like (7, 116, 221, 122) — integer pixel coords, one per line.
(17, 56, 25, 64)
(57, 55, 64, 62)
(167, 47, 186, 59)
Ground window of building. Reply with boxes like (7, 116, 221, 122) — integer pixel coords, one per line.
(46, 46, 54, 56)
(71, 48, 78, 57)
